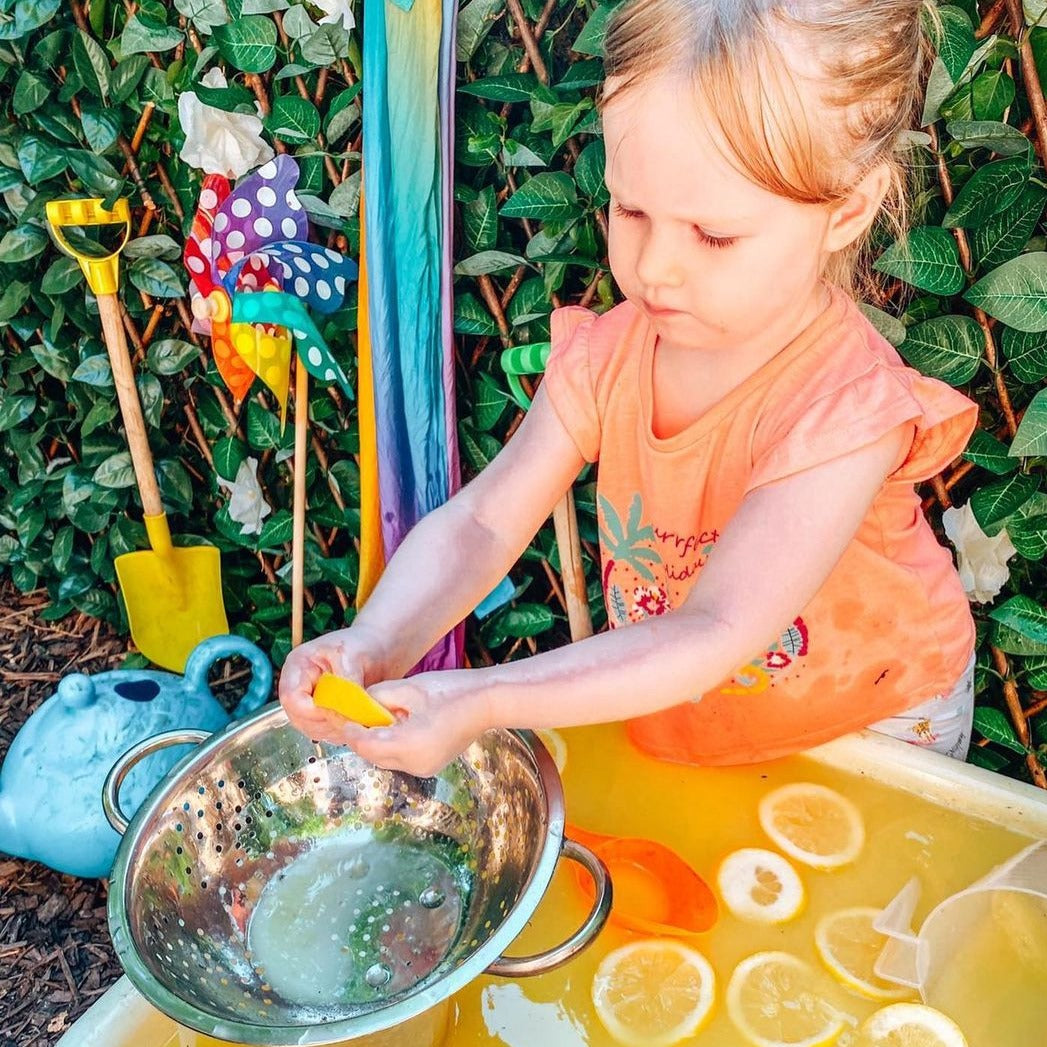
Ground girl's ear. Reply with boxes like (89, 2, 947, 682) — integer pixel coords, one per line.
(824, 164, 892, 253)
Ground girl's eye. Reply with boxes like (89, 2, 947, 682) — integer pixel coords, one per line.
(695, 228, 735, 250)
(613, 202, 644, 220)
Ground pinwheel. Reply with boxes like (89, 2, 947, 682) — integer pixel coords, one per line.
(184, 155, 358, 643)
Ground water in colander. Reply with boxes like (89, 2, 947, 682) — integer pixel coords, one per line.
(246, 827, 471, 1009)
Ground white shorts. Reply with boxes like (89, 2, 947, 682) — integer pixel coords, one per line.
(868, 653, 975, 761)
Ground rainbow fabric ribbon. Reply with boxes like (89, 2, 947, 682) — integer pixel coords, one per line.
(359, 0, 462, 670)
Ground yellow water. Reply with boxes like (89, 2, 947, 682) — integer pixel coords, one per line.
(172, 723, 1043, 1047)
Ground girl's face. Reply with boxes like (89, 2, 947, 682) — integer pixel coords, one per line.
(602, 74, 837, 352)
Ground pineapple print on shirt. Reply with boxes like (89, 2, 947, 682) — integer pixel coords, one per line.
(598, 493, 810, 694)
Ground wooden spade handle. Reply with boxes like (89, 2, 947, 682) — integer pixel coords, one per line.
(553, 491, 593, 641)
(96, 293, 164, 519)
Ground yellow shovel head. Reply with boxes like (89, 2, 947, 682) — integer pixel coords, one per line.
(115, 545, 228, 673)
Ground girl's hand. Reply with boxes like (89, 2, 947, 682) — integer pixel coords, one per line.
(278, 628, 382, 742)
(337, 670, 492, 778)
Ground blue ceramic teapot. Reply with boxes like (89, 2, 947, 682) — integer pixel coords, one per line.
(0, 634, 271, 878)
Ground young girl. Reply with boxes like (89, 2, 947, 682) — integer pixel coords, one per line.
(280, 0, 978, 776)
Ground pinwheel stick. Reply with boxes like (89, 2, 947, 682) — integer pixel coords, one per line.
(292, 354, 308, 648)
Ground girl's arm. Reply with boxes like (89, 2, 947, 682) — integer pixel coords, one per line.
(278, 386, 587, 736)
(344, 423, 911, 775)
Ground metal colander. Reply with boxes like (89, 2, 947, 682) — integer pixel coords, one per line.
(103, 704, 610, 1046)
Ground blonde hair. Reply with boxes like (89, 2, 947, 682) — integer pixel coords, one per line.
(601, 0, 933, 294)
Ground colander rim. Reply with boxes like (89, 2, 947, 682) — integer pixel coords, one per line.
(106, 703, 566, 1045)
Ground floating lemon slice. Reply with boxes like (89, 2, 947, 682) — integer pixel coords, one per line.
(717, 847, 806, 924)
(814, 907, 914, 1001)
(535, 727, 567, 773)
(726, 951, 848, 1047)
(312, 673, 394, 727)
(855, 1003, 967, 1047)
(758, 783, 865, 869)
(591, 939, 716, 1046)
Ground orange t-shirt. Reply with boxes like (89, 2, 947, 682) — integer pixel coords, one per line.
(543, 289, 978, 765)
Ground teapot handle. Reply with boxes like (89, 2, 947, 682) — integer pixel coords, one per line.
(183, 635, 273, 719)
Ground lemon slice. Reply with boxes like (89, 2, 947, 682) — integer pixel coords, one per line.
(591, 939, 716, 1046)
(726, 951, 848, 1047)
(758, 783, 864, 869)
(312, 673, 394, 727)
(535, 727, 568, 773)
(717, 847, 806, 924)
(855, 1003, 967, 1047)
(815, 907, 914, 1001)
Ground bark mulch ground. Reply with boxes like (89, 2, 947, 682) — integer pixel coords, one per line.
(0, 585, 126, 1046)
(0, 584, 264, 1045)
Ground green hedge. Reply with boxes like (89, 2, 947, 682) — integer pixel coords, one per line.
(1, 0, 1046, 784)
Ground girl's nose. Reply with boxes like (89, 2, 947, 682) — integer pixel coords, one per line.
(634, 227, 684, 292)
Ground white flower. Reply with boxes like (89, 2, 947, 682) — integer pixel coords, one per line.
(313, 0, 355, 31)
(942, 501, 1017, 604)
(178, 68, 274, 179)
(217, 457, 272, 536)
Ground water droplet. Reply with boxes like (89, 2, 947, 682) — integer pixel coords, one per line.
(346, 857, 369, 879)
(419, 887, 445, 909)
(365, 962, 393, 988)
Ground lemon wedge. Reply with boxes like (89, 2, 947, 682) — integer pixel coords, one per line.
(758, 783, 865, 869)
(814, 907, 914, 1001)
(854, 1003, 967, 1047)
(535, 727, 568, 773)
(312, 673, 394, 727)
(591, 939, 716, 1046)
(726, 950, 849, 1047)
(717, 847, 806, 924)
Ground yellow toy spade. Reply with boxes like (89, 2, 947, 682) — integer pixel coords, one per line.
(46, 198, 228, 672)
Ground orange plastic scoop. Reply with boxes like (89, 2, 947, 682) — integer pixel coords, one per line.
(312, 673, 395, 727)
(566, 823, 718, 937)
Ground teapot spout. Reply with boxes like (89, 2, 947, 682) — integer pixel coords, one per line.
(0, 789, 26, 861)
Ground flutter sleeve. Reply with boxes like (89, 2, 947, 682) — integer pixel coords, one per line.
(748, 361, 978, 491)
(541, 305, 601, 462)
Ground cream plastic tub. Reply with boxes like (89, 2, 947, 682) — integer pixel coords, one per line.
(57, 731, 1047, 1047)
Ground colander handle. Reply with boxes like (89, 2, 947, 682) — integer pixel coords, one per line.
(485, 837, 612, 978)
(103, 729, 211, 834)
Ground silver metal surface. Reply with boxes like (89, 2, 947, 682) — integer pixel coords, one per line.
(106, 705, 610, 1045)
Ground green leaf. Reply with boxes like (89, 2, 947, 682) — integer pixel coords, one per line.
(214, 16, 278, 73)
(970, 70, 1015, 121)
(970, 472, 1039, 534)
(328, 172, 361, 218)
(463, 186, 498, 252)
(858, 303, 907, 347)
(1002, 326, 1047, 382)
(456, 0, 505, 62)
(66, 150, 124, 197)
(71, 354, 113, 387)
(454, 292, 499, 336)
(973, 706, 1028, 754)
(80, 103, 121, 153)
(1010, 513, 1047, 559)
(453, 250, 528, 277)
(573, 0, 624, 57)
(264, 95, 321, 144)
(574, 139, 608, 204)
(81, 399, 117, 437)
(0, 395, 34, 432)
(0, 281, 31, 323)
(73, 29, 110, 101)
(472, 373, 509, 431)
(30, 334, 76, 379)
(246, 400, 280, 449)
(1009, 387, 1047, 457)
(258, 509, 294, 548)
(213, 437, 247, 482)
(13, 70, 50, 116)
(299, 23, 351, 66)
(40, 256, 82, 296)
(120, 14, 185, 54)
(174, 0, 231, 31)
(124, 235, 182, 261)
(18, 135, 67, 184)
(110, 55, 151, 105)
(874, 227, 964, 295)
(147, 338, 201, 375)
(937, 5, 976, 81)
(967, 745, 1011, 771)
(0, 224, 49, 263)
(128, 259, 185, 299)
(897, 315, 982, 385)
(972, 184, 1047, 271)
(93, 452, 137, 489)
(963, 429, 1017, 475)
(946, 119, 1030, 156)
(942, 155, 1029, 229)
(500, 172, 581, 222)
(966, 253, 1047, 332)
(992, 593, 1047, 642)
(459, 72, 540, 103)
(0, 0, 61, 40)
(992, 616, 1047, 655)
